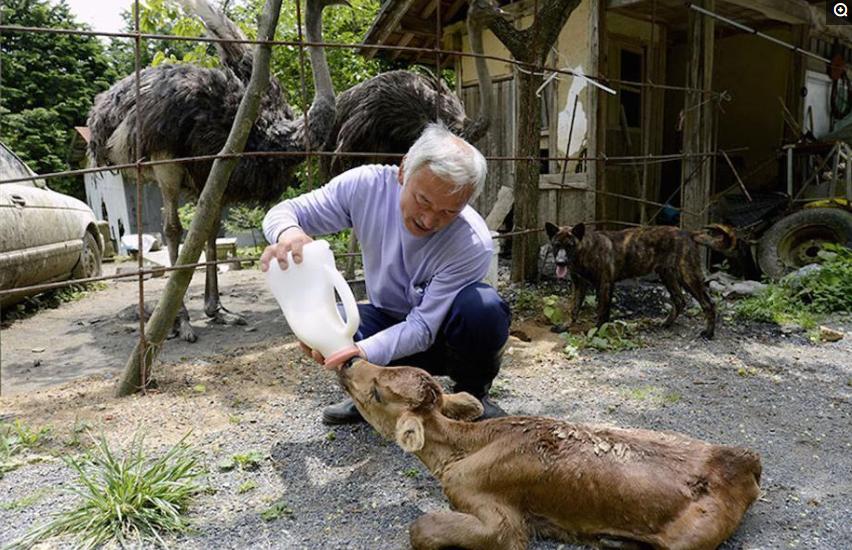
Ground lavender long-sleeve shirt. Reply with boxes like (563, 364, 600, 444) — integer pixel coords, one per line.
(262, 164, 492, 365)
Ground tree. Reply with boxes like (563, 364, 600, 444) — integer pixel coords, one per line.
(0, 0, 116, 198)
(106, 0, 218, 77)
(470, 0, 581, 282)
(117, 0, 284, 396)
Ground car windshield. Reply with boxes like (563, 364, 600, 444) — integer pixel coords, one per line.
(0, 142, 47, 188)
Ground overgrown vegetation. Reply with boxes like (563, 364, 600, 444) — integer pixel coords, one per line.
(560, 321, 643, 358)
(620, 385, 681, 406)
(218, 450, 265, 472)
(735, 244, 852, 331)
(260, 500, 293, 521)
(0, 420, 51, 479)
(11, 432, 203, 549)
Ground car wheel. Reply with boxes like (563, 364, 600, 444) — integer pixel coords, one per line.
(72, 232, 103, 280)
(757, 208, 852, 280)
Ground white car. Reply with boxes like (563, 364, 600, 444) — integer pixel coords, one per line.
(0, 142, 104, 306)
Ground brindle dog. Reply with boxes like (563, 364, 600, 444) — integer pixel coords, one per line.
(545, 222, 717, 338)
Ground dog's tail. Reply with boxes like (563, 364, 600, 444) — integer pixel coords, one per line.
(691, 224, 738, 256)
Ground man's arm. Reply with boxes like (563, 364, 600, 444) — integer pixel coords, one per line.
(262, 172, 359, 244)
(261, 167, 367, 271)
(357, 246, 491, 365)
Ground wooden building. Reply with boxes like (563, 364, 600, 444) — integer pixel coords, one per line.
(362, 0, 852, 239)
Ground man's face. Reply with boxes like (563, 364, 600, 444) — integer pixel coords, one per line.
(398, 163, 473, 238)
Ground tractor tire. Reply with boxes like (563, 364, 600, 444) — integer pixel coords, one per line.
(757, 207, 852, 280)
(72, 231, 103, 280)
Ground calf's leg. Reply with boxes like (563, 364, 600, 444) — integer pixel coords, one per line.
(410, 509, 526, 550)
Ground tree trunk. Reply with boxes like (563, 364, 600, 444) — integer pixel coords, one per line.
(116, 0, 284, 397)
(511, 68, 544, 283)
(471, 0, 582, 283)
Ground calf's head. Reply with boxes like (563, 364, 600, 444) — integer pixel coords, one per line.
(545, 221, 586, 279)
(337, 360, 483, 452)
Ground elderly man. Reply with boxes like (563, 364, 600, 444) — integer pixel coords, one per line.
(261, 124, 511, 424)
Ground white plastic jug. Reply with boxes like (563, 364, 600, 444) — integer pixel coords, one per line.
(265, 239, 360, 364)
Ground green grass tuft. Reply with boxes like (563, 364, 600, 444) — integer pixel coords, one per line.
(10, 432, 203, 549)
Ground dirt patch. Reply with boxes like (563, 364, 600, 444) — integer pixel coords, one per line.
(1, 268, 851, 548)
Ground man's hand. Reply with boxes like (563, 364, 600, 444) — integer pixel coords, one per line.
(299, 342, 364, 369)
(260, 227, 313, 272)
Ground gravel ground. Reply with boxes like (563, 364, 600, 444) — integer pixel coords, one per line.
(1, 267, 850, 549)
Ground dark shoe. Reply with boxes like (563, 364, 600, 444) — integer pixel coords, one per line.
(477, 396, 507, 420)
(322, 398, 364, 425)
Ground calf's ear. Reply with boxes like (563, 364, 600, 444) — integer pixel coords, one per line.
(545, 222, 560, 239)
(395, 412, 425, 453)
(441, 392, 484, 421)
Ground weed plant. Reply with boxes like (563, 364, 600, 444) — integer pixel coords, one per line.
(11, 433, 203, 549)
(735, 244, 852, 330)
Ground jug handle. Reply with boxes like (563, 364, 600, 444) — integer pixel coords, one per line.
(324, 265, 361, 337)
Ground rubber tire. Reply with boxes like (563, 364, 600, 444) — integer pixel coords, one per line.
(72, 231, 103, 280)
(757, 208, 852, 280)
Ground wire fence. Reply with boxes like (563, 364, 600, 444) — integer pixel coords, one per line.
(0, 0, 737, 395)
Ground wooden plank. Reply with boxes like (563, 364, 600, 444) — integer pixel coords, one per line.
(589, 0, 606, 227)
(391, 32, 416, 60)
(539, 173, 589, 190)
(681, 0, 714, 231)
(445, 0, 468, 21)
(722, 0, 809, 25)
(363, 0, 416, 58)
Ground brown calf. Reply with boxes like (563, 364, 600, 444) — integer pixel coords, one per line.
(338, 360, 762, 550)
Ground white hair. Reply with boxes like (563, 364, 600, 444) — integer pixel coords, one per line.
(402, 123, 487, 201)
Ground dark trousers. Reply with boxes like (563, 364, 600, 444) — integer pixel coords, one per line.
(354, 283, 511, 398)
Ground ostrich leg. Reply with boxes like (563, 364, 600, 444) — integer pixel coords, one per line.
(204, 216, 246, 325)
(152, 163, 197, 342)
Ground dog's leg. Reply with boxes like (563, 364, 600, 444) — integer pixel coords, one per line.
(680, 267, 716, 339)
(569, 275, 587, 325)
(410, 509, 526, 550)
(658, 269, 686, 328)
(596, 279, 613, 328)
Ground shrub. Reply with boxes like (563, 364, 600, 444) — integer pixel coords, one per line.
(735, 244, 852, 328)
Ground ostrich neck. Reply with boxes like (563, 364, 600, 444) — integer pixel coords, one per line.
(304, 2, 334, 103)
(463, 10, 493, 142)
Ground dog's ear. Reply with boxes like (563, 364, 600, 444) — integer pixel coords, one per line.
(440, 392, 484, 421)
(572, 223, 586, 241)
(545, 222, 560, 239)
(395, 411, 425, 453)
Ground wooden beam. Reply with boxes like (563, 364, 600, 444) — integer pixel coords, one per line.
(714, 0, 852, 43)
(681, 0, 714, 232)
(420, 0, 438, 19)
(363, 0, 416, 58)
(445, 0, 468, 21)
(607, 0, 642, 8)
(722, 0, 809, 25)
(399, 13, 440, 36)
(589, 0, 607, 225)
(391, 32, 416, 60)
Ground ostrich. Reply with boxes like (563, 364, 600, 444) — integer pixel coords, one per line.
(181, 0, 494, 177)
(88, 0, 342, 342)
